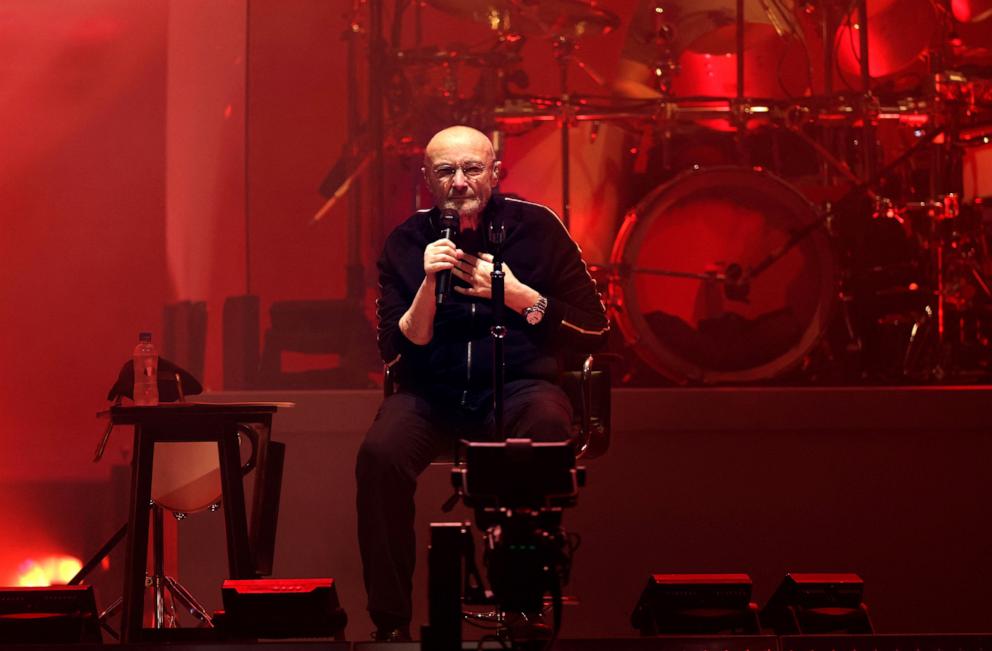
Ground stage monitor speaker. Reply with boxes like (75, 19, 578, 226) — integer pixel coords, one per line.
(223, 294, 260, 390)
(781, 634, 992, 651)
(218, 578, 347, 639)
(256, 299, 377, 389)
(0, 585, 101, 643)
(760, 572, 874, 634)
(631, 573, 761, 636)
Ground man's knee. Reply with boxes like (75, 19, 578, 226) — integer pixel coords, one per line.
(517, 404, 571, 441)
(357, 393, 438, 482)
(356, 431, 404, 477)
(509, 383, 573, 442)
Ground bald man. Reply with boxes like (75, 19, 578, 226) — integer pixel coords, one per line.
(356, 126, 609, 641)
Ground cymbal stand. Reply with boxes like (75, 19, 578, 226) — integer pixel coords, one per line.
(733, 0, 748, 158)
(821, 1, 835, 97)
(149, 504, 214, 629)
(855, 0, 878, 181)
(546, 26, 613, 230)
(69, 504, 214, 637)
(346, 0, 367, 303)
(553, 34, 576, 229)
(369, 0, 386, 252)
(650, 4, 678, 96)
(907, 19, 967, 380)
(736, 0, 746, 99)
(817, 1, 838, 189)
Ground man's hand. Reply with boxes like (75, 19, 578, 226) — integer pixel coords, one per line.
(424, 238, 462, 279)
(400, 238, 463, 345)
(452, 252, 540, 314)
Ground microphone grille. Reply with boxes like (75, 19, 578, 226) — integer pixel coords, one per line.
(440, 208, 460, 233)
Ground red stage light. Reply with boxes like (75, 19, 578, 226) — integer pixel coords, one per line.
(15, 555, 83, 588)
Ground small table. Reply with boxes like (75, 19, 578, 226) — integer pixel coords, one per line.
(109, 403, 280, 642)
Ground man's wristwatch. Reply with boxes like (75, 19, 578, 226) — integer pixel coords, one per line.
(522, 295, 548, 325)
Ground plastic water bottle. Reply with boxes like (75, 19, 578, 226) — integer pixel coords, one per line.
(133, 332, 159, 406)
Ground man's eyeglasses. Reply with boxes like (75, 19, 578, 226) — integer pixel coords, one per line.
(432, 163, 491, 181)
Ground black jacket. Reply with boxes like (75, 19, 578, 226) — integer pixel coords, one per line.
(376, 194, 609, 405)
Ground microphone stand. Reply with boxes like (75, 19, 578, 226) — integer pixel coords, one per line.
(489, 217, 507, 440)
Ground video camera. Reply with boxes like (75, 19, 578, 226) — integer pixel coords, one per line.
(422, 438, 584, 651)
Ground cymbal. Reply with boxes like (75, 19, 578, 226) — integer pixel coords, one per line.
(426, 0, 619, 39)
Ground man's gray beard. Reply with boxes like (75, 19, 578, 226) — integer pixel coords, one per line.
(441, 196, 485, 217)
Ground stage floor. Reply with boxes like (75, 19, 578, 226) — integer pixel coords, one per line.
(2, 634, 992, 650)
(156, 386, 992, 640)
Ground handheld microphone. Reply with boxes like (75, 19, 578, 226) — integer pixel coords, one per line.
(435, 208, 460, 305)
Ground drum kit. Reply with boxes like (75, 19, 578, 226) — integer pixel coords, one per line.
(370, 0, 992, 385)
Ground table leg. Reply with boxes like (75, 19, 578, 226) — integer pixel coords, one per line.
(218, 425, 254, 578)
(120, 426, 155, 643)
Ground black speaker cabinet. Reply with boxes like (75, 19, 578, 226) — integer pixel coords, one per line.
(218, 578, 347, 639)
(0, 585, 101, 643)
(223, 294, 260, 389)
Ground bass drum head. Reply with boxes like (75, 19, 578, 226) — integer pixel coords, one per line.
(610, 167, 836, 384)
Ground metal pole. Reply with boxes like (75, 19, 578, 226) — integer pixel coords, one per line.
(735, 0, 747, 162)
(822, 2, 833, 95)
(346, 1, 364, 302)
(558, 40, 572, 229)
(369, 0, 386, 253)
(736, 0, 745, 101)
(152, 505, 166, 628)
(857, 0, 876, 180)
(244, 0, 252, 295)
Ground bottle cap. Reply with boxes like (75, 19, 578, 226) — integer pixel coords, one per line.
(138, 332, 152, 342)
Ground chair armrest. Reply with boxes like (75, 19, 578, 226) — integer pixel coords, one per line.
(561, 354, 613, 460)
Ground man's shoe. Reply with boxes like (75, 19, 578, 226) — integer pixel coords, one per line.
(371, 626, 412, 642)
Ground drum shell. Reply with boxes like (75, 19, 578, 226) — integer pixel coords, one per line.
(833, 0, 940, 90)
(610, 166, 837, 384)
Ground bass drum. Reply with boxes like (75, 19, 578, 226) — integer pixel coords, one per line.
(610, 167, 836, 384)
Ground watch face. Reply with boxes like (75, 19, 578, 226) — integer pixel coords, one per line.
(526, 310, 543, 325)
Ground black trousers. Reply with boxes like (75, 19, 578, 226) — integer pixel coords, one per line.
(355, 378, 572, 630)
